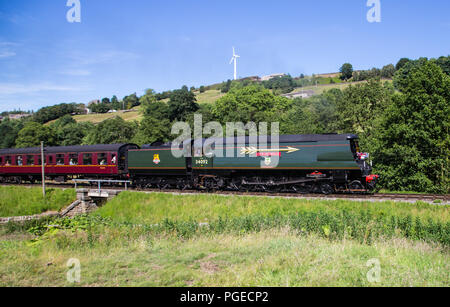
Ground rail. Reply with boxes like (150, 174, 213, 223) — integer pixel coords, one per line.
(72, 179, 131, 194)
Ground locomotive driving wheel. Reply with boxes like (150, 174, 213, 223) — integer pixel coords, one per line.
(320, 183, 334, 195)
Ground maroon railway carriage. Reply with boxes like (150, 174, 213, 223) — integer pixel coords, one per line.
(0, 144, 138, 183)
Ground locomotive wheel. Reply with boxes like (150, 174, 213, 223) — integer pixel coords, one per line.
(320, 183, 334, 195)
(292, 184, 310, 194)
(349, 180, 364, 194)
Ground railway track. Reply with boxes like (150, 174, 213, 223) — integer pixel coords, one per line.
(2, 183, 448, 204)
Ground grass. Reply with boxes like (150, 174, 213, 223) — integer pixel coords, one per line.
(0, 188, 448, 287)
(194, 90, 225, 104)
(0, 228, 448, 287)
(0, 187, 76, 217)
(290, 79, 393, 96)
(378, 189, 431, 195)
(71, 107, 143, 125)
(96, 192, 449, 225)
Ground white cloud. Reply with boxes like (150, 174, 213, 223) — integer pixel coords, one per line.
(0, 83, 82, 95)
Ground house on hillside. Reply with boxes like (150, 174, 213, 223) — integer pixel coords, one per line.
(9, 113, 32, 120)
(261, 73, 286, 81)
(281, 90, 315, 99)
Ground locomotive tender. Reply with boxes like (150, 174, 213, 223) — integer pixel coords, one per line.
(0, 134, 379, 194)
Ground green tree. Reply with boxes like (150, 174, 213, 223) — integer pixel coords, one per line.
(334, 79, 394, 151)
(199, 86, 206, 93)
(84, 117, 137, 145)
(111, 95, 120, 110)
(15, 122, 57, 148)
(212, 85, 291, 124)
(395, 58, 411, 71)
(168, 87, 199, 121)
(89, 103, 111, 114)
(33, 103, 79, 124)
(381, 64, 395, 78)
(123, 93, 140, 110)
(0, 119, 24, 149)
(434, 56, 450, 75)
(339, 63, 353, 80)
(221, 80, 232, 93)
(133, 90, 172, 145)
(50, 115, 92, 146)
(374, 60, 450, 193)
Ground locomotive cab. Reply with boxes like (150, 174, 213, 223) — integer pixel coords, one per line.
(349, 136, 379, 191)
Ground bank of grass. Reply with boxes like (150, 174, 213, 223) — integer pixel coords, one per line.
(0, 228, 448, 287)
(96, 192, 449, 225)
(72, 109, 143, 124)
(0, 187, 76, 217)
(0, 190, 448, 286)
(194, 90, 225, 104)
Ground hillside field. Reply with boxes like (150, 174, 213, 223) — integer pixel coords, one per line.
(0, 188, 448, 287)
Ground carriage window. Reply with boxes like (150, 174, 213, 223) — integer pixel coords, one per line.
(56, 154, 65, 165)
(26, 155, 35, 165)
(17, 156, 23, 166)
(69, 154, 78, 165)
(83, 154, 92, 165)
(5, 156, 11, 166)
(97, 153, 107, 165)
(0, 156, 3, 165)
(111, 154, 117, 165)
(48, 155, 54, 165)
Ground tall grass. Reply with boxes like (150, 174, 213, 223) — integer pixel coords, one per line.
(0, 187, 76, 217)
(96, 192, 449, 225)
(94, 192, 450, 246)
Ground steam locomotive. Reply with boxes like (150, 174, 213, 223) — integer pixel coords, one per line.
(0, 134, 379, 194)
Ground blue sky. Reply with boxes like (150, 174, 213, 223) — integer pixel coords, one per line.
(0, 0, 449, 112)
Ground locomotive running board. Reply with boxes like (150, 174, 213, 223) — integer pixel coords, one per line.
(242, 178, 332, 186)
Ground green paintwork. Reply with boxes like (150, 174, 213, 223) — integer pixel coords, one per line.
(127, 140, 361, 172)
(209, 140, 360, 170)
(128, 149, 186, 169)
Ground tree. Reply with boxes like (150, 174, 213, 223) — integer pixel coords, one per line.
(15, 122, 57, 148)
(101, 97, 111, 105)
(335, 80, 393, 141)
(89, 102, 110, 114)
(123, 93, 140, 110)
(339, 63, 353, 80)
(280, 90, 341, 135)
(49, 115, 92, 146)
(0, 119, 24, 149)
(395, 58, 411, 71)
(381, 64, 396, 79)
(111, 95, 120, 110)
(84, 117, 137, 145)
(199, 86, 206, 93)
(435, 56, 450, 75)
(133, 90, 172, 145)
(33, 103, 79, 124)
(212, 85, 291, 124)
(167, 87, 199, 121)
(262, 75, 295, 94)
(373, 60, 450, 193)
(221, 80, 232, 93)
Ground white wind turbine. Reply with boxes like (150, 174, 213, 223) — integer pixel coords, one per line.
(229, 47, 240, 80)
